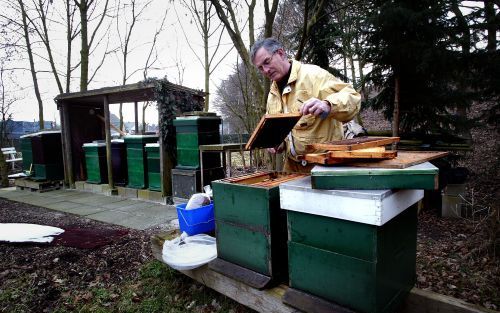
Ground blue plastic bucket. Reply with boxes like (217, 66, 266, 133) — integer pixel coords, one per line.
(176, 202, 215, 235)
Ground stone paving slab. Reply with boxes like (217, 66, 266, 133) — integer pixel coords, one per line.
(138, 205, 178, 219)
(62, 205, 113, 216)
(99, 199, 139, 209)
(69, 194, 119, 206)
(114, 201, 158, 213)
(118, 214, 167, 230)
(86, 209, 135, 224)
(43, 201, 86, 211)
(0, 187, 177, 230)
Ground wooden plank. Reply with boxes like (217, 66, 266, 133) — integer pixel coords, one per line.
(283, 287, 356, 313)
(151, 234, 494, 313)
(307, 137, 400, 151)
(401, 288, 497, 313)
(328, 150, 397, 159)
(350, 151, 449, 169)
(253, 174, 307, 187)
(301, 153, 345, 165)
(245, 113, 301, 150)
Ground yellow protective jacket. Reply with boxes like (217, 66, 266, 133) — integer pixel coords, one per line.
(267, 60, 361, 160)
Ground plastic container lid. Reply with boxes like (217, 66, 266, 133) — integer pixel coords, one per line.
(162, 232, 217, 271)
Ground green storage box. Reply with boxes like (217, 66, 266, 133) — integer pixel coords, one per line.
(211, 172, 305, 287)
(311, 162, 438, 190)
(280, 176, 423, 313)
(173, 116, 221, 169)
(20, 134, 34, 172)
(124, 135, 158, 189)
(83, 142, 107, 184)
(145, 143, 161, 191)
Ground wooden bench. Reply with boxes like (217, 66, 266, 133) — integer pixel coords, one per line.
(2, 147, 22, 171)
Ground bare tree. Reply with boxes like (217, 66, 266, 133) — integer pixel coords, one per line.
(27, 0, 64, 94)
(115, 0, 152, 131)
(74, 0, 111, 91)
(175, 0, 233, 111)
(18, 0, 44, 129)
(0, 61, 17, 147)
(64, 0, 79, 92)
(208, 0, 279, 130)
(142, 5, 169, 133)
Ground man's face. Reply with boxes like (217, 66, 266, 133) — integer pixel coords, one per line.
(253, 47, 290, 82)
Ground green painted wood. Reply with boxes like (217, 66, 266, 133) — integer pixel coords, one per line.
(311, 163, 438, 190)
(146, 145, 161, 191)
(288, 210, 377, 261)
(288, 206, 417, 262)
(213, 182, 273, 228)
(216, 221, 270, 275)
(212, 179, 288, 281)
(31, 164, 64, 181)
(176, 148, 221, 170)
(83, 145, 107, 184)
(312, 174, 437, 190)
(288, 206, 418, 313)
(176, 132, 220, 149)
(173, 116, 221, 133)
(124, 136, 157, 189)
(20, 137, 33, 171)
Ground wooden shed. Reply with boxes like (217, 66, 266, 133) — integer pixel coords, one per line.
(54, 81, 205, 200)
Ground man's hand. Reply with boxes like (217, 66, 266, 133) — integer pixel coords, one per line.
(267, 142, 285, 154)
(299, 98, 331, 118)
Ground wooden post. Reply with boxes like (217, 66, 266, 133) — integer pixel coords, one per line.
(103, 96, 115, 192)
(159, 105, 173, 204)
(58, 105, 69, 187)
(134, 101, 139, 134)
(61, 104, 75, 188)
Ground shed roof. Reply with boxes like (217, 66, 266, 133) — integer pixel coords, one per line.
(54, 81, 205, 106)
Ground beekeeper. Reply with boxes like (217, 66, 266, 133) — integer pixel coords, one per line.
(250, 37, 361, 173)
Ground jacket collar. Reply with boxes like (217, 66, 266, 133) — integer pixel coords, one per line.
(270, 59, 301, 96)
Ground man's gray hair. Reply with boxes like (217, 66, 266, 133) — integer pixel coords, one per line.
(250, 38, 284, 62)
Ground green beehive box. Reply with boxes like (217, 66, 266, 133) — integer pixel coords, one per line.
(32, 164, 64, 181)
(145, 143, 161, 191)
(20, 134, 34, 172)
(287, 207, 417, 313)
(83, 142, 107, 184)
(211, 172, 304, 287)
(28, 131, 64, 181)
(173, 116, 221, 169)
(124, 135, 158, 189)
(311, 162, 438, 190)
(280, 176, 423, 313)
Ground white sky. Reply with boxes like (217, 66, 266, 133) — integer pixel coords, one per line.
(5, 1, 264, 125)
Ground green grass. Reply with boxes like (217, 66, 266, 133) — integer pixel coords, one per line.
(0, 273, 38, 313)
(53, 260, 250, 313)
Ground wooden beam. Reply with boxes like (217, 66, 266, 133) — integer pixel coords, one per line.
(151, 234, 495, 313)
(307, 137, 400, 151)
(103, 96, 115, 191)
(58, 106, 69, 186)
(61, 104, 74, 188)
(134, 101, 139, 134)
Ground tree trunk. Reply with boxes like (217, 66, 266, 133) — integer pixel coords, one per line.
(392, 74, 400, 149)
(203, 0, 210, 111)
(484, 0, 497, 51)
(349, 54, 357, 87)
(77, 0, 89, 91)
(19, 0, 44, 129)
(65, 0, 74, 93)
